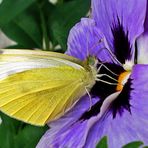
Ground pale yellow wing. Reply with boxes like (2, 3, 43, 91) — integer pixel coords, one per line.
(0, 49, 95, 126)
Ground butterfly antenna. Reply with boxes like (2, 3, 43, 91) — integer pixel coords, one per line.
(89, 38, 104, 53)
(103, 47, 122, 66)
(86, 34, 104, 61)
(86, 31, 90, 58)
(93, 32, 123, 66)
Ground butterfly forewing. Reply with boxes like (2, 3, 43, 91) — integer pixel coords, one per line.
(0, 49, 95, 126)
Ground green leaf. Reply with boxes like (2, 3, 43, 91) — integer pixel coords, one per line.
(14, 125, 48, 148)
(0, 112, 48, 148)
(0, 0, 36, 27)
(1, 7, 42, 48)
(0, 112, 21, 148)
(122, 141, 144, 148)
(50, 21, 67, 51)
(48, 0, 90, 50)
(96, 136, 108, 148)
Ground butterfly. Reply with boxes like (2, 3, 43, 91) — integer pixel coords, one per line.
(0, 49, 96, 126)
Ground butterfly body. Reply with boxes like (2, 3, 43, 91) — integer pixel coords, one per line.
(0, 49, 96, 126)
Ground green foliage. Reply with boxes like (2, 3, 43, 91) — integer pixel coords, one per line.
(0, 112, 48, 148)
(48, 0, 90, 50)
(96, 137, 147, 148)
(96, 136, 108, 148)
(0, 0, 90, 50)
(0, 0, 36, 26)
(122, 141, 144, 148)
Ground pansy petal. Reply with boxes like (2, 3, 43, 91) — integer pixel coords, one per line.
(135, 2, 148, 64)
(37, 120, 89, 148)
(66, 18, 113, 63)
(92, 0, 147, 63)
(85, 108, 148, 148)
(37, 92, 121, 148)
(84, 65, 148, 147)
(137, 34, 148, 64)
(130, 64, 148, 108)
(37, 96, 99, 148)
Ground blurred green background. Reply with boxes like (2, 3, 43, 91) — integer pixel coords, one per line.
(0, 0, 90, 51)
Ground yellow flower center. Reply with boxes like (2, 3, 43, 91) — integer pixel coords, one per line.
(116, 71, 131, 91)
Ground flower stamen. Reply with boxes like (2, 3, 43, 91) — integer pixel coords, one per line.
(116, 71, 131, 91)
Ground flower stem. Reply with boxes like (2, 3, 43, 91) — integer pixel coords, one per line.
(38, 3, 50, 50)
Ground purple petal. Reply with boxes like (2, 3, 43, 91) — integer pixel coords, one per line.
(37, 96, 99, 148)
(137, 1, 148, 64)
(85, 109, 148, 148)
(137, 34, 148, 64)
(84, 64, 148, 148)
(136, 2, 148, 64)
(66, 18, 113, 63)
(92, 0, 147, 61)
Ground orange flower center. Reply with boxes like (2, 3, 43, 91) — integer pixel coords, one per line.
(116, 71, 131, 91)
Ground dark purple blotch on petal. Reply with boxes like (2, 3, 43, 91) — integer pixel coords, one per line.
(111, 79, 133, 118)
(90, 63, 124, 98)
(134, 41, 138, 64)
(79, 63, 129, 121)
(111, 17, 132, 64)
(78, 100, 103, 121)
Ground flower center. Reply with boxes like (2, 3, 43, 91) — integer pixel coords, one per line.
(80, 64, 132, 121)
(116, 71, 131, 91)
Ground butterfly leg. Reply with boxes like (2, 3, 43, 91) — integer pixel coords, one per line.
(85, 87, 92, 111)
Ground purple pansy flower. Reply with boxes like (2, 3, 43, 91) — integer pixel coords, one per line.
(37, 0, 148, 147)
